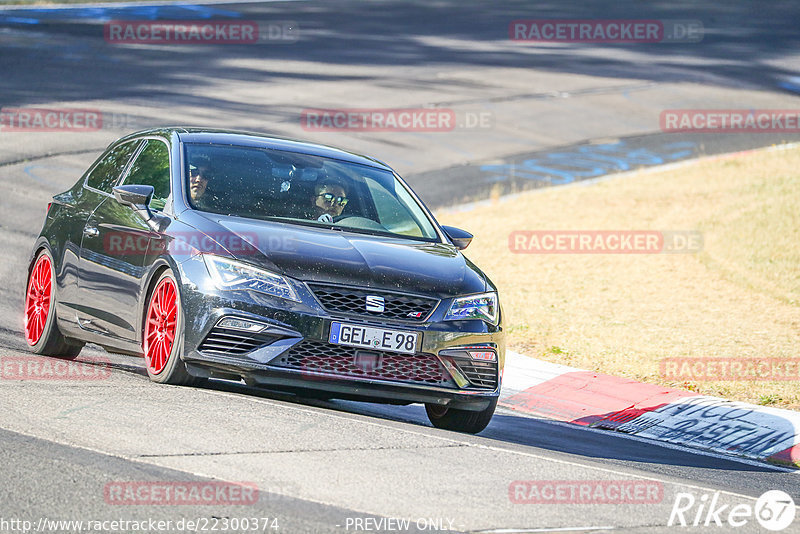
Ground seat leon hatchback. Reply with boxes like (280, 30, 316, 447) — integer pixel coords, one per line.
(24, 128, 504, 433)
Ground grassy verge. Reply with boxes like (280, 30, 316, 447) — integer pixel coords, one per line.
(437, 144, 800, 409)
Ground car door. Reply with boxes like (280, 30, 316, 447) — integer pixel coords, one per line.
(76, 138, 172, 342)
(57, 140, 142, 323)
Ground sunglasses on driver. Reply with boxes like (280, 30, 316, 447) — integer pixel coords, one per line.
(317, 192, 349, 206)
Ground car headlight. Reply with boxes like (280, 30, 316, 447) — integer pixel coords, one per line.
(202, 255, 299, 302)
(444, 292, 498, 324)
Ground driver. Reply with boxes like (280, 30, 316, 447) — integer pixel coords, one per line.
(310, 177, 349, 223)
(188, 155, 215, 208)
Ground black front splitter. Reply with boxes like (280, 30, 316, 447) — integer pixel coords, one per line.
(184, 360, 497, 412)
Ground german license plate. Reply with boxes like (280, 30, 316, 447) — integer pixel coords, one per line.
(329, 322, 418, 354)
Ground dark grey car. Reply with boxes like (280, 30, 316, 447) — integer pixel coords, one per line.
(24, 128, 505, 433)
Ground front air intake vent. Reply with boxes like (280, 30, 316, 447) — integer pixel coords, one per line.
(198, 327, 279, 355)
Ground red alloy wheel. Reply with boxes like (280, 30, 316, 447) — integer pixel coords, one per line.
(143, 276, 178, 375)
(24, 254, 53, 346)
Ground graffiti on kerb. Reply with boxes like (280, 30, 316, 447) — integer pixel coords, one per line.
(479, 141, 696, 185)
(0, 5, 241, 25)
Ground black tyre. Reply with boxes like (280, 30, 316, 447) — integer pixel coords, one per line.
(142, 270, 199, 386)
(425, 397, 498, 434)
(24, 249, 84, 358)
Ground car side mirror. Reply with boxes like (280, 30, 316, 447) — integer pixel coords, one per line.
(442, 225, 473, 250)
(113, 184, 153, 207)
(113, 185, 169, 232)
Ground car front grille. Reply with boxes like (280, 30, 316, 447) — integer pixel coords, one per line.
(271, 340, 454, 386)
(198, 326, 279, 355)
(307, 283, 438, 322)
(453, 359, 498, 389)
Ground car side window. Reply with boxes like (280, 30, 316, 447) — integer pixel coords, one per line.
(120, 140, 171, 211)
(85, 141, 140, 193)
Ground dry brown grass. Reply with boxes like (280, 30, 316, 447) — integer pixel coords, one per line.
(437, 144, 800, 409)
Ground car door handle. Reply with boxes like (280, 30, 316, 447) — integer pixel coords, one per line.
(83, 225, 99, 237)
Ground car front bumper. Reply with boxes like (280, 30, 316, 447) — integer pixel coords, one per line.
(176, 254, 505, 410)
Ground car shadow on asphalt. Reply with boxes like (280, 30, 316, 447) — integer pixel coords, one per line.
(188, 375, 795, 475)
(5, 343, 793, 479)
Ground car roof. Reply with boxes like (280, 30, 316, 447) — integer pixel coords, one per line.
(115, 127, 393, 171)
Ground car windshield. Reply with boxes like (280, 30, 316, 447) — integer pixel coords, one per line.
(184, 143, 439, 241)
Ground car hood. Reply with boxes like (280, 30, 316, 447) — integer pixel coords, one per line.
(189, 214, 487, 298)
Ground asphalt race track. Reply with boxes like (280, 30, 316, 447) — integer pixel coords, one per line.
(1, 1, 799, 532)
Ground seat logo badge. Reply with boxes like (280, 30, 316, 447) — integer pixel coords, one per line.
(365, 295, 385, 313)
